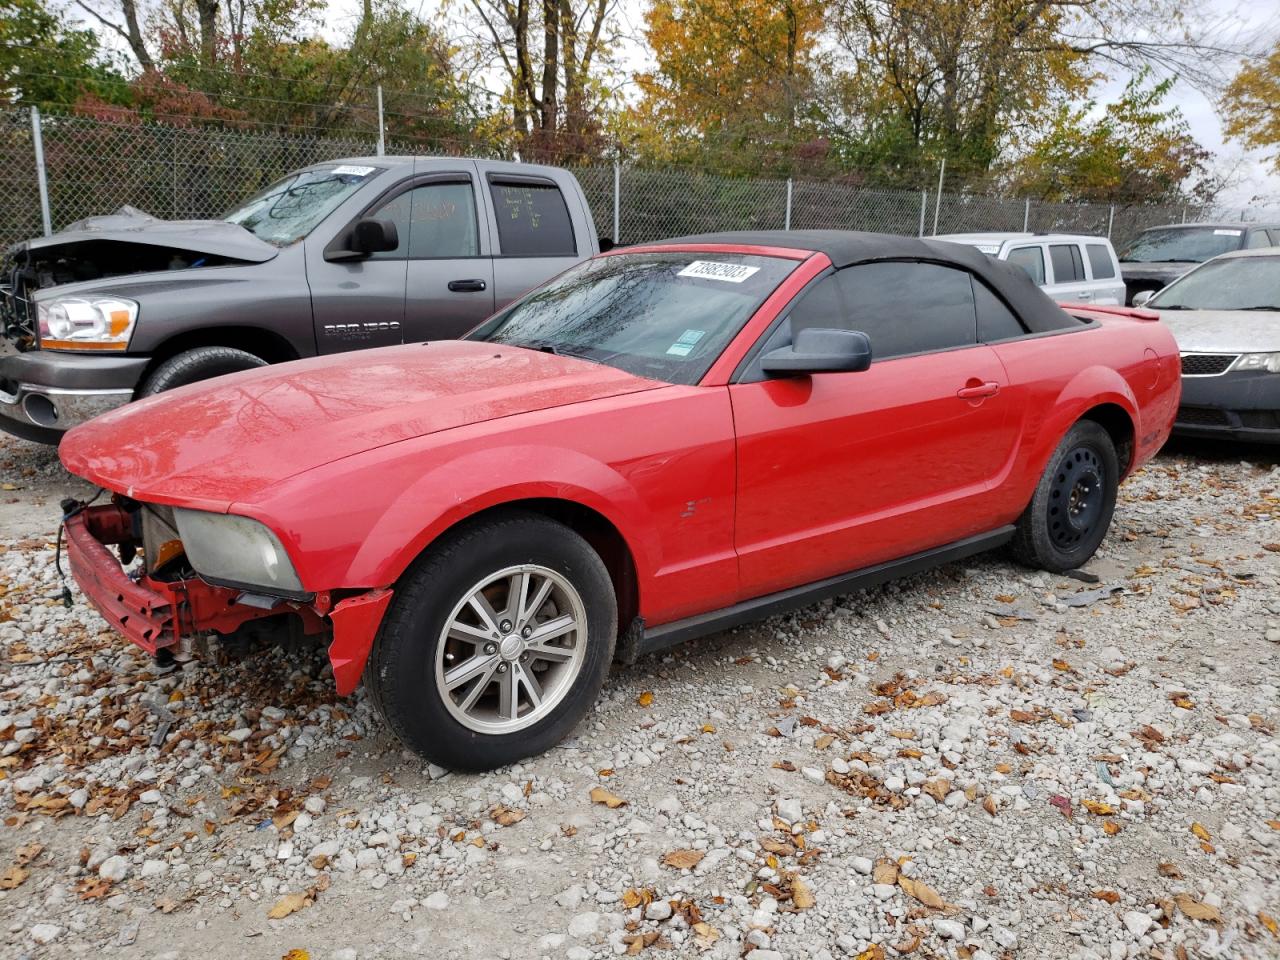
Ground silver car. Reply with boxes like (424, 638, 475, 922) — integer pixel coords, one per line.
(1136, 248, 1280, 444)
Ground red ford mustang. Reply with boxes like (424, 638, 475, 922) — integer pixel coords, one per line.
(58, 231, 1180, 770)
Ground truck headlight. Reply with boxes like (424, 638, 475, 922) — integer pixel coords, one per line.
(173, 509, 306, 597)
(1232, 353, 1280, 374)
(37, 296, 138, 350)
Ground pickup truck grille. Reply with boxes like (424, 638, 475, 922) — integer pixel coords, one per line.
(1180, 353, 1237, 377)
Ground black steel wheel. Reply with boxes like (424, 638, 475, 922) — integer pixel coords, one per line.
(1012, 420, 1119, 572)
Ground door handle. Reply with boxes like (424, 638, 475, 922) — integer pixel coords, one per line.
(1076, 290, 1094, 299)
(956, 380, 1000, 400)
(448, 279, 487, 292)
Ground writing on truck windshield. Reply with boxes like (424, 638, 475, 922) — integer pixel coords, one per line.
(469, 252, 797, 385)
(224, 165, 379, 246)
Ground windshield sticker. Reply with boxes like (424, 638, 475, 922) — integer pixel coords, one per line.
(332, 164, 376, 177)
(1213, 229, 1242, 236)
(677, 261, 761, 283)
(666, 329, 706, 356)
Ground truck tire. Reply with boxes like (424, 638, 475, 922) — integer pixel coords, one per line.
(138, 346, 268, 397)
(1012, 420, 1119, 573)
(366, 510, 617, 771)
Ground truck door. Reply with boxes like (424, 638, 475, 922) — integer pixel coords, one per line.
(481, 171, 586, 309)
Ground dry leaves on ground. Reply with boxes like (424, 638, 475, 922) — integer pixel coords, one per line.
(589, 786, 627, 809)
(662, 849, 704, 871)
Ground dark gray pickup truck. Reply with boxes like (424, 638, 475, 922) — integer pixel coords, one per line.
(0, 157, 600, 443)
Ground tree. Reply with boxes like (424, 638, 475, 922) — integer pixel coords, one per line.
(1221, 43, 1280, 174)
(0, 0, 129, 107)
(460, 0, 617, 159)
(1005, 72, 1217, 204)
(630, 0, 825, 172)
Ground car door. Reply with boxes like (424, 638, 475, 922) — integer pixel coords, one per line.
(1046, 243, 1090, 302)
(400, 167, 496, 341)
(307, 176, 412, 354)
(729, 261, 1018, 600)
(482, 172, 585, 310)
(1084, 242, 1124, 305)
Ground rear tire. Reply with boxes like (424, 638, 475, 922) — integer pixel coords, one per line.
(139, 346, 268, 396)
(365, 510, 617, 771)
(1012, 420, 1119, 573)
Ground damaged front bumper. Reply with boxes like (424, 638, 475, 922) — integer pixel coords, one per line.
(64, 504, 393, 694)
(0, 345, 147, 441)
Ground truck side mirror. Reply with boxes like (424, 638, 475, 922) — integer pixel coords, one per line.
(351, 218, 399, 255)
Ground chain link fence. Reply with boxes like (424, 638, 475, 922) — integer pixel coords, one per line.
(0, 108, 1263, 253)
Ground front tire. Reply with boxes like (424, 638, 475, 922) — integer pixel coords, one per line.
(139, 346, 268, 396)
(366, 511, 617, 771)
(1012, 420, 1119, 573)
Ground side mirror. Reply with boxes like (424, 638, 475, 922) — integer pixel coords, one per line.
(760, 328, 872, 377)
(1130, 289, 1155, 307)
(598, 236, 616, 253)
(351, 218, 399, 254)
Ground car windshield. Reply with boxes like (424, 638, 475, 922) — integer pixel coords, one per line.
(224, 165, 379, 246)
(1119, 227, 1244, 263)
(469, 251, 798, 385)
(1150, 256, 1280, 311)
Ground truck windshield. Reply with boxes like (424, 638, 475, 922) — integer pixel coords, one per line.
(1119, 227, 1244, 263)
(470, 251, 797, 385)
(224, 165, 379, 246)
(1150, 256, 1280, 311)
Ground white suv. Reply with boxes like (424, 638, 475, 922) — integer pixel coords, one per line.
(935, 233, 1126, 305)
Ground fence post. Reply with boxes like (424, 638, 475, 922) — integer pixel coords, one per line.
(931, 158, 945, 236)
(612, 161, 621, 244)
(918, 190, 926, 237)
(1023, 199, 1030, 232)
(784, 178, 793, 230)
(1107, 204, 1115, 238)
(376, 86, 385, 157)
(30, 106, 52, 237)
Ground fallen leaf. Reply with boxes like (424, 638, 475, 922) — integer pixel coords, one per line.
(898, 876, 947, 910)
(872, 859, 899, 885)
(791, 874, 815, 910)
(76, 877, 113, 900)
(1048, 795, 1073, 819)
(692, 921, 720, 948)
(589, 787, 627, 809)
(267, 892, 311, 920)
(1093, 890, 1121, 904)
(1158, 862, 1184, 879)
(662, 849, 704, 871)
(282, 951, 310, 960)
(1082, 799, 1116, 816)
(982, 796, 998, 817)
(1103, 821, 1122, 836)
(637, 691, 654, 707)
(1259, 911, 1277, 936)
(1174, 893, 1222, 923)
(0, 865, 28, 889)
(1190, 822, 1211, 842)
(855, 947, 886, 960)
(1009, 709, 1039, 723)
(490, 805, 525, 827)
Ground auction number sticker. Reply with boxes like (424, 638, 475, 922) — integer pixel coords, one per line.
(677, 260, 760, 283)
(1213, 229, 1242, 236)
(333, 164, 376, 177)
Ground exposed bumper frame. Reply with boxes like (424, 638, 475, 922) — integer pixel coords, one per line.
(64, 505, 393, 691)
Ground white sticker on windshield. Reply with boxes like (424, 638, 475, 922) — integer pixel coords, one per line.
(666, 329, 706, 356)
(332, 164, 376, 177)
(1213, 229, 1242, 236)
(677, 261, 760, 283)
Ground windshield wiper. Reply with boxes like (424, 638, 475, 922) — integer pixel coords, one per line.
(1236, 306, 1280, 311)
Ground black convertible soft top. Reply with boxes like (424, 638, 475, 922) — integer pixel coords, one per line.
(656, 229, 1081, 335)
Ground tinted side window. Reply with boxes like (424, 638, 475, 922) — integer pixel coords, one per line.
(1247, 230, 1271, 249)
(1007, 246, 1045, 284)
(1049, 244, 1083, 283)
(408, 182, 479, 258)
(1086, 243, 1115, 279)
(973, 279, 1026, 342)
(791, 262, 976, 359)
(489, 180, 576, 256)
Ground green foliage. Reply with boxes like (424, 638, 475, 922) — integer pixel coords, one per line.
(1005, 72, 1217, 203)
(0, 0, 130, 108)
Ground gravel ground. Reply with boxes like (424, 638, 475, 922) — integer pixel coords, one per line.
(0, 432, 1277, 960)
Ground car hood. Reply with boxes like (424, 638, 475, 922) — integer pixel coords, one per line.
(9, 206, 279, 263)
(1118, 262, 1193, 284)
(59, 340, 666, 510)
(1156, 309, 1280, 354)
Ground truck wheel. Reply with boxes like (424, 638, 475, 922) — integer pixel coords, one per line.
(365, 510, 617, 772)
(1011, 420, 1119, 573)
(139, 347, 268, 396)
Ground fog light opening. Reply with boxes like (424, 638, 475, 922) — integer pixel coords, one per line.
(22, 393, 58, 426)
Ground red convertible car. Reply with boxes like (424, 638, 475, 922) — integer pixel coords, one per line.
(58, 231, 1180, 770)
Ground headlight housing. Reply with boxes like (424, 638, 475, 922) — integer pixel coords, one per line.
(173, 509, 306, 598)
(1232, 353, 1280, 374)
(37, 296, 138, 350)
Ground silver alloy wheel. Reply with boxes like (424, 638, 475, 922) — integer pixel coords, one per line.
(433, 564, 588, 734)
